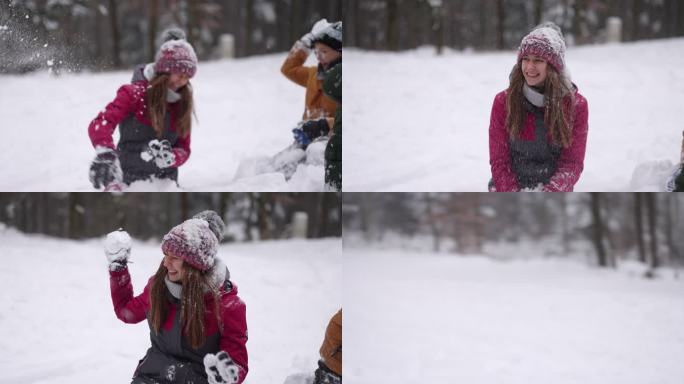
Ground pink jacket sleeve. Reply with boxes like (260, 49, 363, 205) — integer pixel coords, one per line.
(219, 295, 249, 384)
(109, 267, 150, 324)
(543, 95, 589, 192)
(88, 85, 136, 150)
(489, 91, 520, 192)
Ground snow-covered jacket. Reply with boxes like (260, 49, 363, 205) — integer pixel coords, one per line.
(110, 267, 248, 384)
(280, 47, 339, 121)
(319, 309, 342, 376)
(489, 88, 588, 192)
(88, 79, 191, 184)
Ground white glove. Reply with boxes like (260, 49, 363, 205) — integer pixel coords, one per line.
(300, 32, 315, 49)
(141, 139, 176, 169)
(204, 351, 240, 384)
(104, 229, 131, 271)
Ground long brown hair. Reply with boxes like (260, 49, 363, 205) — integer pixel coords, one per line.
(149, 261, 223, 349)
(146, 74, 193, 138)
(505, 63, 575, 147)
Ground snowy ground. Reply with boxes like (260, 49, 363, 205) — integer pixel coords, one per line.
(0, 229, 341, 384)
(0, 53, 327, 191)
(345, 38, 684, 191)
(344, 247, 684, 384)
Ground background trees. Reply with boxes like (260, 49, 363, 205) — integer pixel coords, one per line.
(0, 0, 343, 73)
(343, 193, 684, 269)
(0, 192, 342, 241)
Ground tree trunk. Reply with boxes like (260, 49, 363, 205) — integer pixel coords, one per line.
(244, 0, 254, 56)
(424, 193, 441, 252)
(634, 193, 646, 263)
(148, 0, 159, 63)
(496, 0, 506, 49)
(386, 0, 398, 51)
(590, 193, 608, 267)
(632, 0, 642, 41)
(479, 0, 488, 49)
(433, 4, 445, 55)
(108, 0, 121, 68)
(646, 193, 658, 269)
(534, 0, 544, 25)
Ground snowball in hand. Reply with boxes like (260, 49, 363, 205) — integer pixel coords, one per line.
(104, 229, 132, 263)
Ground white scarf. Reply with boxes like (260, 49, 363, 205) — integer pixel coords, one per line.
(163, 258, 230, 299)
(523, 84, 545, 108)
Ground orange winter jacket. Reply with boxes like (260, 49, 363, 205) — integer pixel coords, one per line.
(281, 47, 338, 121)
(319, 309, 342, 376)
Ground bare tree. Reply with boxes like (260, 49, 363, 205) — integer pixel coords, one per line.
(148, 0, 159, 63)
(108, 0, 121, 68)
(645, 193, 659, 270)
(634, 193, 646, 263)
(590, 193, 608, 267)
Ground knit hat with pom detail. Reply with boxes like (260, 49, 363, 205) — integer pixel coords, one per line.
(192, 210, 225, 242)
(517, 22, 566, 73)
(154, 38, 198, 78)
(161, 214, 222, 272)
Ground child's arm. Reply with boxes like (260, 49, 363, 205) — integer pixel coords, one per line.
(88, 85, 137, 151)
(280, 45, 314, 88)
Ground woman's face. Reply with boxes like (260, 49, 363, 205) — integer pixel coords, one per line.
(163, 252, 185, 282)
(168, 73, 190, 92)
(314, 43, 341, 68)
(521, 55, 548, 87)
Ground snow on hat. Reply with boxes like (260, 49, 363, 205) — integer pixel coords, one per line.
(161, 216, 218, 272)
(313, 21, 342, 52)
(517, 22, 566, 73)
(154, 39, 198, 78)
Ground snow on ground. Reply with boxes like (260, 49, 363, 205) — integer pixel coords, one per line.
(0, 229, 341, 384)
(345, 247, 684, 384)
(0, 53, 326, 191)
(345, 38, 684, 191)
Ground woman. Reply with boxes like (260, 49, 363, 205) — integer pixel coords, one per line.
(105, 211, 248, 384)
(88, 36, 197, 190)
(489, 22, 589, 192)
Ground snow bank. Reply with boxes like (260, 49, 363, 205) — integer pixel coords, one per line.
(345, 248, 684, 384)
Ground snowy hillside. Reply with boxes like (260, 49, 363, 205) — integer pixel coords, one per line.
(345, 248, 684, 384)
(0, 229, 341, 384)
(0, 53, 327, 191)
(345, 38, 684, 191)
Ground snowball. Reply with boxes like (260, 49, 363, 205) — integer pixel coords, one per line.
(104, 229, 131, 260)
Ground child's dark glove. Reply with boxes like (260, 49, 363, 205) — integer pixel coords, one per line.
(89, 148, 122, 189)
(313, 360, 341, 384)
(292, 119, 328, 147)
(204, 351, 240, 384)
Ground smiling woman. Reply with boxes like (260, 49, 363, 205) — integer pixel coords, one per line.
(488, 22, 589, 192)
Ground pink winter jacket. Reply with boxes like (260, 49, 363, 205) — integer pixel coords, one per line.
(88, 80, 191, 167)
(488, 89, 589, 192)
(109, 267, 248, 383)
